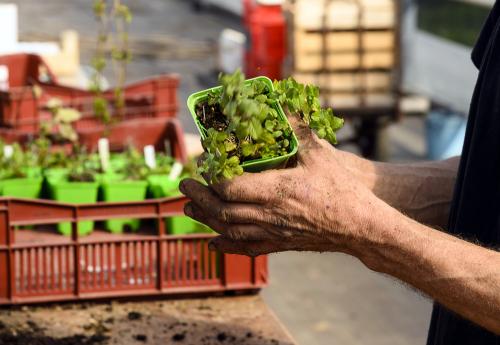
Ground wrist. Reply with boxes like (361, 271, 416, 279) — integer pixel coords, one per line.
(347, 198, 410, 273)
(336, 150, 377, 191)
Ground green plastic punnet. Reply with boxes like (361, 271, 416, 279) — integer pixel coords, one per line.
(44, 168, 69, 199)
(187, 76, 299, 173)
(101, 180, 148, 233)
(147, 175, 214, 235)
(0, 177, 43, 198)
(51, 181, 99, 236)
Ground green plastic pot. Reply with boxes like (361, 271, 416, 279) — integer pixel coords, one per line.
(51, 181, 99, 236)
(0, 177, 43, 198)
(101, 180, 148, 233)
(187, 76, 299, 173)
(147, 175, 214, 235)
(25, 167, 42, 178)
(44, 168, 69, 198)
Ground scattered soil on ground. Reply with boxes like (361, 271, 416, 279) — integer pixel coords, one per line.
(0, 296, 294, 345)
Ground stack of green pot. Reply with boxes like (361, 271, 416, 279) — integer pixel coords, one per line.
(147, 153, 212, 235)
(100, 149, 149, 234)
(44, 148, 100, 236)
(0, 143, 43, 199)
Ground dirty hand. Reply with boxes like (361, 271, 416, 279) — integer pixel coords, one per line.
(179, 114, 389, 257)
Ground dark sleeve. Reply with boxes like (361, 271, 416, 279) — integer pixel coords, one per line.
(472, 1, 500, 69)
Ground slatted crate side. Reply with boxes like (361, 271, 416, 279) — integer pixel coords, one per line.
(79, 240, 158, 293)
(161, 237, 220, 288)
(0, 197, 268, 305)
(293, 71, 394, 93)
(294, 51, 395, 71)
(293, 0, 395, 31)
(294, 30, 395, 54)
(13, 244, 74, 297)
(322, 92, 396, 110)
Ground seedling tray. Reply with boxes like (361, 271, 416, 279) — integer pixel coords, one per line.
(187, 76, 299, 172)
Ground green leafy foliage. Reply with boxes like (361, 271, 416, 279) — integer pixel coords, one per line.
(90, 0, 132, 126)
(273, 78, 344, 144)
(196, 71, 344, 184)
(44, 98, 82, 142)
(67, 146, 98, 182)
(116, 145, 150, 181)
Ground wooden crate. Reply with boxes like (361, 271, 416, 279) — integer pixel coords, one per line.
(294, 30, 394, 53)
(294, 51, 394, 71)
(293, 71, 394, 92)
(287, 0, 399, 111)
(323, 92, 396, 109)
(293, 0, 395, 30)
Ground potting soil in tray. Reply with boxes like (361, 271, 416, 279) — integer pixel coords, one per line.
(0, 177, 43, 199)
(101, 180, 148, 233)
(51, 181, 99, 236)
(148, 175, 214, 235)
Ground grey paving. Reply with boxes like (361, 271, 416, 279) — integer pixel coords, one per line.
(3, 1, 436, 344)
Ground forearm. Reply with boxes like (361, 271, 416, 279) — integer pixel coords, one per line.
(356, 203, 500, 334)
(339, 151, 460, 229)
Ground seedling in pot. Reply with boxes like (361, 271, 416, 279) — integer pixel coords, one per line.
(101, 144, 149, 233)
(0, 143, 43, 199)
(188, 70, 344, 184)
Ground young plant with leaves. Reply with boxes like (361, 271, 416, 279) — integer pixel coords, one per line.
(117, 145, 151, 180)
(196, 71, 343, 184)
(67, 146, 98, 182)
(44, 98, 82, 143)
(91, 0, 133, 125)
(0, 143, 28, 179)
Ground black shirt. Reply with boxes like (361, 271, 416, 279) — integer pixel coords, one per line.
(427, 2, 500, 344)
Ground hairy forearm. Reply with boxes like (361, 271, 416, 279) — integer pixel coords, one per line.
(356, 203, 500, 334)
(339, 151, 460, 229)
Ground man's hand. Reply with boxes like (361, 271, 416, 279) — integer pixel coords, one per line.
(180, 115, 386, 257)
(180, 113, 500, 334)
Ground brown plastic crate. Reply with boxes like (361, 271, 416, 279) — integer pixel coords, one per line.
(0, 196, 268, 305)
(0, 54, 180, 132)
(0, 117, 188, 162)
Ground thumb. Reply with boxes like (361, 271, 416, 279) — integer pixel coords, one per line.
(284, 108, 317, 145)
(283, 108, 325, 167)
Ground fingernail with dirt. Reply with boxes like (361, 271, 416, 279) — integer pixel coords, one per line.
(184, 203, 193, 217)
(179, 180, 187, 194)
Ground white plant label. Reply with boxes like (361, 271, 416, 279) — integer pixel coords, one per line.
(98, 138, 110, 172)
(0, 65, 9, 91)
(3, 145, 13, 159)
(168, 162, 183, 180)
(144, 145, 157, 169)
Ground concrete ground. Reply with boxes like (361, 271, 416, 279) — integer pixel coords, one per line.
(4, 0, 436, 344)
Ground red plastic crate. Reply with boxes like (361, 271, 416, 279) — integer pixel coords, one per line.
(0, 196, 268, 305)
(0, 117, 188, 162)
(0, 54, 180, 132)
